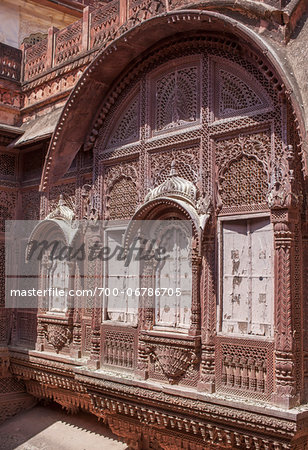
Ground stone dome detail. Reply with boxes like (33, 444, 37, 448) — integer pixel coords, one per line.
(145, 160, 197, 205)
(46, 194, 75, 223)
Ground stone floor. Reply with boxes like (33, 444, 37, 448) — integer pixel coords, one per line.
(0, 404, 127, 450)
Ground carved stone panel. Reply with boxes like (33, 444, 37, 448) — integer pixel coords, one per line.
(150, 59, 200, 135)
(149, 146, 199, 189)
(216, 337, 274, 401)
(106, 94, 140, 149)
(211, 59, 272, 121)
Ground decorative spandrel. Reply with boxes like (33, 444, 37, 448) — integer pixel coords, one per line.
(107, 95, 140, 149)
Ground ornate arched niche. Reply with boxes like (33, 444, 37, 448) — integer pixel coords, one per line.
(78, 31, 304, 404)
(24, 196, 80, 355)
(122, 162, 211, 385)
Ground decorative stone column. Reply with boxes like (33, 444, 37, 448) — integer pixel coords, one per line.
(36, 254, 49, 351)
(198, 233, 216, 393)
(189, 251, 201, 337)
(302, 220, 308, 402)
(268, 146, 302, 408)
(88, 230, 102, 369)
(70, 260, 82, 359)
(135, 258, 154, 380)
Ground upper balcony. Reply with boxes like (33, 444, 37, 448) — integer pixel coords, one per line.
(0, 43, 22, 82)
(0, 0, 305, 85)
(22, 0, 120, 82)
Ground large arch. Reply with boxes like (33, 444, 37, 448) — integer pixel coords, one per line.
(40, 8, 307, 191)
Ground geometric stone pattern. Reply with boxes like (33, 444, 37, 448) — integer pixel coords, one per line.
(216, 337, 274, 401)
(218, 69, 264, 118)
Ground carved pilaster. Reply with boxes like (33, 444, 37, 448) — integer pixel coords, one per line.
(198, 235, 216, 392)
(89, 306, 101, 369)
(302, 226, 308, 402)
(136, 260, 154, 379)
(141, 259, 155, 330)
(135, 341, 150, 380)
(71, 308, 82, 359)
(268, 145, 302, 408)
(35, 255, 50, 351)
(189, 252, 201, 337)
(272, 219, 298, 407)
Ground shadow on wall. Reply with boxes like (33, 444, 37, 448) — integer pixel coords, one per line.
(0, 402, 128, 450)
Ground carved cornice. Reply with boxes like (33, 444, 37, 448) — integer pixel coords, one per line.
(8, 352, 302, 438)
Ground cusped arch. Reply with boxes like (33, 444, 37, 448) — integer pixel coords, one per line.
(25, 218, 78, 262)
(123, 197, 204, 256)
(40, 9, 306, 191)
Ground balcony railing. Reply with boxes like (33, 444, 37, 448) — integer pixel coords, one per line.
(13, 0, 295, 82)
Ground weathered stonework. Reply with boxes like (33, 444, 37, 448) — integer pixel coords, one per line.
(1, 0, 308, 447)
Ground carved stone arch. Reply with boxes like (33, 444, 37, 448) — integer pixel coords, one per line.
(26, 213, 79, 353)
(211, 56, 273, 120)
(26, 219, 71, 261)
(124, 197, 202, 255)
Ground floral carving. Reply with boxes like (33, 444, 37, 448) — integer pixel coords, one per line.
(155, 66, 198, 132)
(81, 184, 99, 222)
(215, 132, 271, 172)
(148, 345, 199, 384)
(267, 145, 300, 210)
(43, 324, 72, 353)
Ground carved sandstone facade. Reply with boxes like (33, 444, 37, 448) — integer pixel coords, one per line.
(0, 0, 308, 448)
